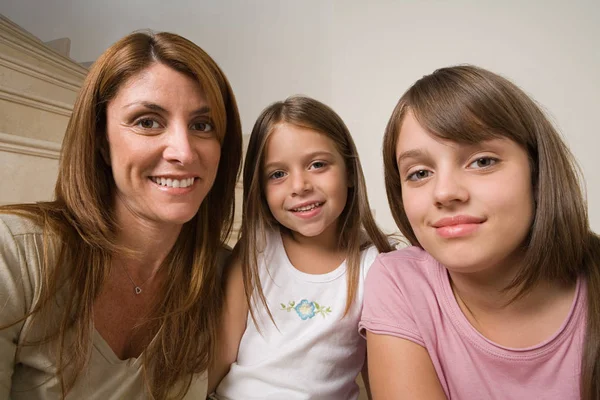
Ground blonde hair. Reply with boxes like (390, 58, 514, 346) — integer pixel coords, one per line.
(240, 95, 392, 324)
(382, 65, 600, 399)
(1, 31, 242, 399)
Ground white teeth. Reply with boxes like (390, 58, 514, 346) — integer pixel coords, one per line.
(151, 177, 195, 188)
(292, 202, 321, 212)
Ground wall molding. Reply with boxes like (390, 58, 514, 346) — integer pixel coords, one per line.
(0, 85, 72, 116)
(0, 131, 61, 159)
(0, 16, 88, 79)
(0, 52, 82, 91)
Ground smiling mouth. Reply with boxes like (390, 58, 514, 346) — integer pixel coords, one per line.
(150, 177, 196, 188)
(290, 202, 322, 212)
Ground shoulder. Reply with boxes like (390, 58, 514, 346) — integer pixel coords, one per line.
(367, 246, 443, 291)
(360, 246, 445, 345)
(0, 213, 44, 237)
(0, 213, 48, 308)
(360, 244, 380, 277)
(377, 245, 438, 268)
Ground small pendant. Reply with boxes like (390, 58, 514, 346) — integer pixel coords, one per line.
(135, 287, 142, 295)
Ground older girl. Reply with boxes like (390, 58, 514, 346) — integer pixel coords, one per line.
(361, 65, 600, 399)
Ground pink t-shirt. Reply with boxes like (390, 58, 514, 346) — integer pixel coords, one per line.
(359, 246, 586, 400)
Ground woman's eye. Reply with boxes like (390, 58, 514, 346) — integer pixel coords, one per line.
(136, 118, 160, 129)
(469, 157, 497, 169)
(407, 170, 432, 181)
(191, 122, 213, 132)
(310, 161, 326, 169)
(269, 171, 286, 180)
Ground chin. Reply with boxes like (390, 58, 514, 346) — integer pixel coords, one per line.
(162, 211, 199, 226)
(296, 225, 329, 238)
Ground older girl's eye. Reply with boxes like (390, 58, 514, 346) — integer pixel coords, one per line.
(407, 169, 432, 181)
(310, 161, 327, 170)
(269, 171, 286, 180)
(191, 121, 213, 132)
(136, 118, 160, 129)
(469, 157, 498, 169)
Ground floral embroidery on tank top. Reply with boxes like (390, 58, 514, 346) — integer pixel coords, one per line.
(280, 299, 332, 320)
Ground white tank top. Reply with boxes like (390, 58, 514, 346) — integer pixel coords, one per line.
(216, 229, 378, 400)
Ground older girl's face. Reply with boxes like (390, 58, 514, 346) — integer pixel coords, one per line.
(105, 62, 221, 230)
(396, 111, 534, 277)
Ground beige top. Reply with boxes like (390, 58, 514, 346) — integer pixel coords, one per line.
(0, 213, 211, 399)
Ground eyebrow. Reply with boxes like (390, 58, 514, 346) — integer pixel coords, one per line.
(263, 150, 335, 171)
(124, 101, 211, 116)
(396, 149, 426, 166)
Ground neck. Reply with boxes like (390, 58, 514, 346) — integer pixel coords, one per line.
(287, 223, 340, 251)
(112, 200, 182, 282)
(448, 259, 571, 317)
(281, 225, 347, 275)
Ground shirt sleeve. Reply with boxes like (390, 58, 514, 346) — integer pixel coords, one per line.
(359, 254, 425, 347)
(0, 217, 30, 398)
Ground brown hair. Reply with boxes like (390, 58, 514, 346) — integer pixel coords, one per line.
(1, 31, 242, 399)
(382, 65, 600, 399)
(240, 95, 392, 324)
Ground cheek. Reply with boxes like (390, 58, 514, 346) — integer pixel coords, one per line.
(401, 187, 426, 225)
(485, 172, 533, 214)
(197, 140, 222, 169)
(264, 185, 281, 210)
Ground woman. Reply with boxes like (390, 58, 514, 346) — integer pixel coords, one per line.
(0, 31, 242, 399)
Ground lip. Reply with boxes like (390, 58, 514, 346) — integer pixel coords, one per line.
(150, 174, 198, 179)
(287, 200, 324, 211)
(149, 175, 198, 193)
(286, 200, 324, 221)
(432, 215, 486, 239)
(432, 215, 486, 228)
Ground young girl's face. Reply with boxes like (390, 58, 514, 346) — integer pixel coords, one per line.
(396, 111, 535, 276)
(262, 123, 349, 243)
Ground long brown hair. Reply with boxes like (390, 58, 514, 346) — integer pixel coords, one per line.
(241, 95, 392, 325)
(382, 65, 600, 399)
(0, 31, 242, 399)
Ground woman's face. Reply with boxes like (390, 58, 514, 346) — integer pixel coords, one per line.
(395, 111, 534, 277)
(105, 62, 221, 230)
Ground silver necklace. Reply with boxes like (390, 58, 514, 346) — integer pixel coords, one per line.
(120, 265, 155, 295)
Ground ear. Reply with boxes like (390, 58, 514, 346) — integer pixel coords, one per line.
(98, 134, 111, 166)
(346, 166, 355, 188)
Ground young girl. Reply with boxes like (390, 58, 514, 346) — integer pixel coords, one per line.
(360, 65, 600, 399)
(210, 96, 393, 399)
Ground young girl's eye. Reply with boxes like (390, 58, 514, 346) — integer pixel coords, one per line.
(407, 170, 432, 181)
(136, 118, 160, 129)
(468, 157, 498, 169)
(191, 121, 213, 132)
(269, 171, 286, 180)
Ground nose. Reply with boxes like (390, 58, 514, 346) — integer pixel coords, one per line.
(290, 171, 312, 195)
(162, 123, 196, 165)
(433, 169, 469, 207)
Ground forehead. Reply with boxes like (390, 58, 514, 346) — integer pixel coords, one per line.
(396, 111, 455, 152)
(110, 62, 207, 107)
(264, 123, 341, 160)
